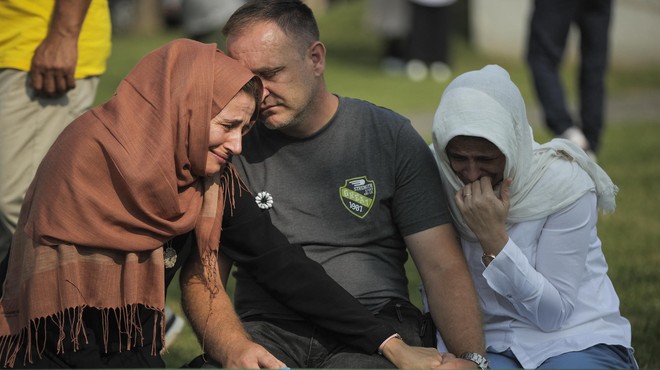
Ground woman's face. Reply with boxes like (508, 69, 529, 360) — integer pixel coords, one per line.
(204, 90, 256, 176)
(446, 136, 506, 186)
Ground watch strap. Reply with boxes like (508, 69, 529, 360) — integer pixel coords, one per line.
(460, 351, 490, 369)
(482, 252, 496, 266)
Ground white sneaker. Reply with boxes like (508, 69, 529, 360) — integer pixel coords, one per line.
(406, 59, 428, 82)
(560, 127, 589, 150)
(430, 62, 451, 83)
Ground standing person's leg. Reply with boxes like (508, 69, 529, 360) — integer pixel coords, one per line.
(526, 0, 579, 137)
(576, 0, 613, 153)
(0, 69, 33, 262)
(408, 5, 449, 65)
(425, 3, 453, 83)
(406, 2, 433, 81)
(0, 70, 99, 262)
(366, 0, 411, 75)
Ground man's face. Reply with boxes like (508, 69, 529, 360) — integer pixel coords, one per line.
(226, 21, 318, 134)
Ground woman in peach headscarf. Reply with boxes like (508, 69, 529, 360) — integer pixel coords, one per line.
(0, 38, 263, 368)
(0, 39, 403, 368)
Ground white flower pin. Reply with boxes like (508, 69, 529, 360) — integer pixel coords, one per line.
(255, 191, 274, 210)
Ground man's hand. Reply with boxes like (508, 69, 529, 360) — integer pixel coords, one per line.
(210, 337, 286, 369)
(30, 35, 78, 97)
(29, 0, 93, 98)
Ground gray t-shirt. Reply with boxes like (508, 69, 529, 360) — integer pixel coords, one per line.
(232, 96, 450, 316)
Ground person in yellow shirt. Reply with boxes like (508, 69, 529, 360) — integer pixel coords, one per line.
(0, 0, 111, 263)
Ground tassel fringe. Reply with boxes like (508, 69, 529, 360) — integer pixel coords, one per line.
(0, 305, 165, 368)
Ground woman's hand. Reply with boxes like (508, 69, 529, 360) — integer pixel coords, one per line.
(455, 177, 512, 254)
(381, 338, 456, 369)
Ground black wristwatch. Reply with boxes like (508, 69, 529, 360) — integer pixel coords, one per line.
(460, 352, 490, 369)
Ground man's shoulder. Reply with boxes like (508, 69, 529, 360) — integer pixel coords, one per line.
(339, 96, 409, 123)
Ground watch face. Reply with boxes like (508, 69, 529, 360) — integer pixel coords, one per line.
(482, 254, 495, 266)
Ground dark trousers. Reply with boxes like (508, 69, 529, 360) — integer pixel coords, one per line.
(527, 0, 612, 152)
(187, 299, 434, 368)
(6, 308, 165, 369)
(407, 3, 451, 65)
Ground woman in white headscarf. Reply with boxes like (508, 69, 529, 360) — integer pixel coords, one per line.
(427, 65, 637, 369)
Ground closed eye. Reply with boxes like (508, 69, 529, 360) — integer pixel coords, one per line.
(477, 155, 503, 162)
(448, 154, 467, 161)
(258, 67, 284, 80)
(448, 154, 501, 162)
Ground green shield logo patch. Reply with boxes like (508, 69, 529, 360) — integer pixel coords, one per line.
(339, 176, 376, 218)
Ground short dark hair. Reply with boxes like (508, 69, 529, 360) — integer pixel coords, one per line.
(223, 0, 320, 53)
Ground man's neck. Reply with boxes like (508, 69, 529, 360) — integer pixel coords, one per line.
(281, 91, 339, 138)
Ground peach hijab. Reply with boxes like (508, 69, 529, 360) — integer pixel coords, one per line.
(0, 39, 259, 365)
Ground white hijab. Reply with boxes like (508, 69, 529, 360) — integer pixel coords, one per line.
(431, 65, 618, 241)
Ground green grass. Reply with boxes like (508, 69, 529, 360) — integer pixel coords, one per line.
(95, 1, 659, 367)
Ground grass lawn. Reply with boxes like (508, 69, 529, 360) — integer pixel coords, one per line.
(95, 1, 659, 368)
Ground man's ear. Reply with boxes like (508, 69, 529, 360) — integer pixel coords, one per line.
(308, 41, 326, 77)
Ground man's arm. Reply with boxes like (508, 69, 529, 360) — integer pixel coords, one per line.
(406, 223, 486, 369)
(180, 249, 286, 369)
(30, 0, 91, 97)
(184, 246, 452, 370)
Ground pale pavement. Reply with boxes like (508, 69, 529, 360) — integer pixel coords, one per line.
(408, 89, 660, 141)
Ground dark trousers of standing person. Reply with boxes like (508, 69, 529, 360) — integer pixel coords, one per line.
(407, 3, 451, 65)
(527, 0, 612, 153)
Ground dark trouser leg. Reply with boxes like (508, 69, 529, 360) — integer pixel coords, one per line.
(577, 0, 612, 152)
(407, 4, 451, 64)
(239, 318, 396, 368)
(241, 320, 313, 368)
(526, 0, 579, 136)
(322, 299, 432, 368)
(230, 300, 431, 369)
(9, 308, 165, 368)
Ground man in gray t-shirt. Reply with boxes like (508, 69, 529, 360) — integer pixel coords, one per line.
(234, 96, 450, 315)
(215, 1, 487, 369)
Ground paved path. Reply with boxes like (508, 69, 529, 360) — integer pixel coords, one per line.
(409, 89, 660, 140)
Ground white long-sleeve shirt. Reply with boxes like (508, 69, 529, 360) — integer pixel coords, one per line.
(461, 192, 631, 368)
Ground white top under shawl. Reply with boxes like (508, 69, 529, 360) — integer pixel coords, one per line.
(425, 180, 632, 368)
(467, 187, 631, 368)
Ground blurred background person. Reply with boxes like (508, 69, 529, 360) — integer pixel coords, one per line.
(405, 0, 456, 82)
(364, 0, 411, 76)
(181, 0, 244, 44)
(526, 0, 614, 160)
(0, 0, 111, 264)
